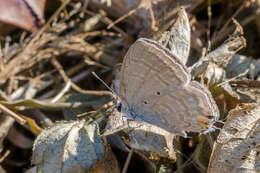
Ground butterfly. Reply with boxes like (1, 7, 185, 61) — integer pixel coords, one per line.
(111, 38, 219, 138)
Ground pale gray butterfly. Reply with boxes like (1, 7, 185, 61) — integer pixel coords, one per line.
(110, 38, 219, 137)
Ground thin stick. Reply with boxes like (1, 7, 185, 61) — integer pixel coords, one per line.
(107, 8, 138, 29)
(0, 150, 10, 163)
(107, 0, 157, 31)
(122, 148, 134, 173)
(207, 0, 212, 53)
(0, 104, 26, 125)
(206, 134, 214, 149)
(51, 81, 71, 103)
(215, 1, 248, 43)
(27, 0, 71, 48)
(0, 0, 71, 82)
(176, 136, 184, 173)
(217, 69, 249, 87)
(148, 2, 158, 31)
(85, 10, 126, 37)
(50, 58, 114, 97)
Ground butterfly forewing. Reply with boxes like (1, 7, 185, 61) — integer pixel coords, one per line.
(120, 38, 190, 108)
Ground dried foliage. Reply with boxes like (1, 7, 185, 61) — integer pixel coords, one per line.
(0, 0, 259, 173)
(32, 120, 104, 173)
(208, 103, 260, 173)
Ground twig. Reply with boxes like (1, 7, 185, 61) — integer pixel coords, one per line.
(207, 0, 212, 53)
(28, 0, 71, 46)
(122, 148, 134, 173)
(0, 115, 15, 153)
(51, 81, 71, 103)
(0, 104, 26, 125)
(50, 58, 114, 98)
(0, 0, 71, 84)
(0, 150, 10, 162)
(213, 1, 251, 44)
(37, 66, 97, 100)
(230, 80, 260, 88)
(217, 69, 249, 87)
(175, 136, 184, 173)
(85, 10, 127, 37)
(206, 134, 214, 149)
(107, 8, 138, 29)
(107, 0, 158, 31)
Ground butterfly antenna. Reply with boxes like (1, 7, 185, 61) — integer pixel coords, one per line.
(91, 72, 121, 102)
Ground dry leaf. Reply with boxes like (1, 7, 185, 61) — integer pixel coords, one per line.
(190, 20, 246, 77)
(208, 103, 260, 173)
(0, 0, 46, 32)
(159, 8, 190, 65)
(32, 120, 104, 173)
(203, 63, 226, 86)
(212, 83, 241, 115)
(105, 109, 176, 159)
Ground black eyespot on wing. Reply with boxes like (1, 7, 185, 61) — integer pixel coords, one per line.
(156, 91, 161, 95)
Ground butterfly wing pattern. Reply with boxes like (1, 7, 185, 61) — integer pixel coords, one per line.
(119, 38, 219, 136)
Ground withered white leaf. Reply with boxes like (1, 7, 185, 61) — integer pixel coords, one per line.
(190, 20, 246, 77)
(159, 7, 190, 65)
(202, 62, 226, 86)
(168, 7, 190, 65)
(32, 120, 104, 173)
(104, 110, 176, 159)
(208, 103, 260, 173)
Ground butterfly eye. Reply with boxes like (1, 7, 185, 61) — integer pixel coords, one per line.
(116, 103, 122, 111)
(205, 115, 215, 119)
